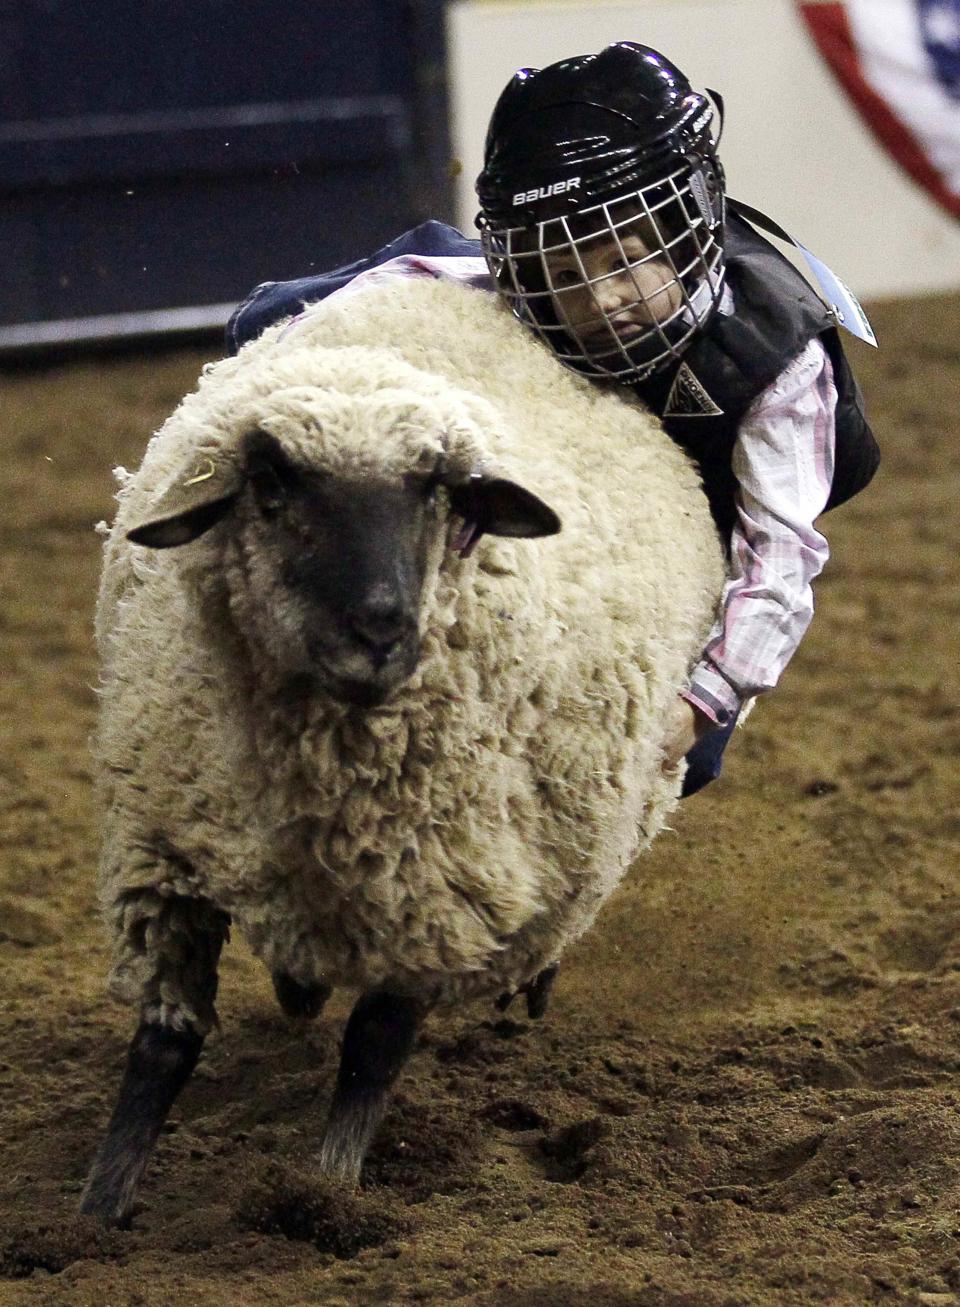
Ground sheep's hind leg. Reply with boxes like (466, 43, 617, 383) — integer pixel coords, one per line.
(523, 961, 559, 1018)
(79, 1017, 204, 1226)
(272, 970, 332, 1020)
(318, 990, 428, 1185)
(497, 961, 560, 1019)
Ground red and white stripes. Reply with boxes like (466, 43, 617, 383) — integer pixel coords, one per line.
(799, 1, 960, 218)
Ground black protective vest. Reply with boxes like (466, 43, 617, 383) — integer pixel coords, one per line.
(636, 213, 880, 543)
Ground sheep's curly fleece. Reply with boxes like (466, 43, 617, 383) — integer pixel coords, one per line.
(95, 276, 725, 1033)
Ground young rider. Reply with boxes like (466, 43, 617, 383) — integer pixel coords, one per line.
(227, 41, 880, 795)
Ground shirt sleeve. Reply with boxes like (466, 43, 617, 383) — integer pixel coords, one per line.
(682, 337, 837, 725)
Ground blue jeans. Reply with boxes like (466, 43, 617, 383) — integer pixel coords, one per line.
(681, 713, 739, 798)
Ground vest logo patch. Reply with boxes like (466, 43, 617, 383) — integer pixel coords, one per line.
(663, 363, 724, 418)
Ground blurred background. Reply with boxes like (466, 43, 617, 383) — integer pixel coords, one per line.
(3, 0, 959, 354)
(3, 8, 960, 1297)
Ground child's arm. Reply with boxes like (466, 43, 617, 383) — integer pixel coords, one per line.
(681, 337, 837, 729)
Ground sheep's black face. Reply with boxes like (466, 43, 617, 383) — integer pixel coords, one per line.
(239, 435, 437, 706)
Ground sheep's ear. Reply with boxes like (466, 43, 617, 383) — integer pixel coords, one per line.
(449, 475, 561, 554)
(126, 456, 243, 548)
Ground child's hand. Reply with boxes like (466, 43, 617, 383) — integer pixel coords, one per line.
(661, 697, 716, 773)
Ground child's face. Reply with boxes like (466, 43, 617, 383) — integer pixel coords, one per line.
(542, 221, 683, 348)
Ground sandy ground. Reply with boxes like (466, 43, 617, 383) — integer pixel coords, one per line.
(1, 292, 959, 1306)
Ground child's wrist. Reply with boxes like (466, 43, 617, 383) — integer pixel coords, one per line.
(681, 671, 740, 727)
(679, 688, 726, 731)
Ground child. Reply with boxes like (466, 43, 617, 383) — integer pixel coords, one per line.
(228, 41, 879, 796)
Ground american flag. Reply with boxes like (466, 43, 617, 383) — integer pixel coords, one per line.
(798, 0, 960, 218)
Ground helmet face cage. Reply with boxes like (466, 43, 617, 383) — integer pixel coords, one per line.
(480, 164, 725, 383)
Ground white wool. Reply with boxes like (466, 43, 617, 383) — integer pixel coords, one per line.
(94, 277, 725, 1032)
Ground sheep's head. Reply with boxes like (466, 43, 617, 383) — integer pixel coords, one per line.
(125, 389, 560, 708)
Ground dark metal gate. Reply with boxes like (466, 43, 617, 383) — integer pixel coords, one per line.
(0, 0, 453, 348)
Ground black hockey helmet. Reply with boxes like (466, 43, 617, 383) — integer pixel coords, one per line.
(476, 42, 726, 382)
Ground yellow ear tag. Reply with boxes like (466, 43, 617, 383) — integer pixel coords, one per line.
(183, 458, 217, 487)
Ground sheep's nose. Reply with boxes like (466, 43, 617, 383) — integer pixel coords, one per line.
(348, 589, 409, 658)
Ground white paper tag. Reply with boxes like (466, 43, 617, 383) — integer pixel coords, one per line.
(728, 198, 878, 347)
(795, 245, 878, 348)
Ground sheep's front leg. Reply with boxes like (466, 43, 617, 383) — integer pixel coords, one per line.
(79, 1017, 204, 1225)
(318, 990, 428, 1184)
(80, 887, 228, 1225)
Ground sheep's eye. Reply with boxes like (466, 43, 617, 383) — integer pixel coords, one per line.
(245, 431, 303, 518)
(408, 464, 443, 503)
(249, 462, 289, 516)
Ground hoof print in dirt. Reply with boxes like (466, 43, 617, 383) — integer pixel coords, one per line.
(804, 778, 840, 798)
(0, 1217, 124, 1280)
(0, 901, 62, 949)
(538, 1117, 607, 1183)
(491, 1017, 529, 1039)
(481, 1098, 550, 1132)
(365, 1099, 484, 1198)
(436, 1021, 524, 1068)
(235, 1161, 405, 1258)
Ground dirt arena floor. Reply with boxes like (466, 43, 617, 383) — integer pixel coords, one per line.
(1, 291, 959, 1306)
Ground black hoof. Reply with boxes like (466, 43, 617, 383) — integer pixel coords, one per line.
(496, 962, 559, 1020)
(272, 971, 331, 1020)
(524, 963, 559, 1019)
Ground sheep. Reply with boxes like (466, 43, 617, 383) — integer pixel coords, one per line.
(80, 274, 725, 1225)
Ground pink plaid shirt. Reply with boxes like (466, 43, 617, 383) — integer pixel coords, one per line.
(315, 255, 836, 724)
(682, 337, 836, 724)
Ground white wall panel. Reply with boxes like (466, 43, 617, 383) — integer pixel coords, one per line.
(447, 0, 960, 299)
